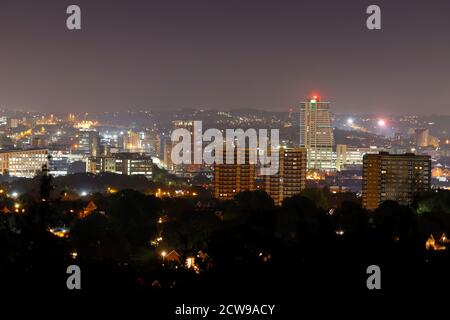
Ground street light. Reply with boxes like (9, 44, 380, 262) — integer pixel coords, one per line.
(161, 251, 167, 266)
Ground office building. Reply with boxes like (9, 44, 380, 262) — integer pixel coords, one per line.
(78, 130, 100, 156)
(300, 96, 334, 170)
(48, 151, 86, 176)
(88, 153, 153, 179)
(335, 144, 381, 171)
(0, 149, 49, 178)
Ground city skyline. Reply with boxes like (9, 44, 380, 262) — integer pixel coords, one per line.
(1, 0, 450, 114)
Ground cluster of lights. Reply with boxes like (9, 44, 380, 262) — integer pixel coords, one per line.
(150, 236, 164, 247)
(48, 227, 70, 238)
(156, 188, 198, 198)
(13, 202, 25, 213)
(426, 233, 448, 251)
(155, 188, 170, 198)
(74, 120, 98, 129)
(306, 171, 325, 181)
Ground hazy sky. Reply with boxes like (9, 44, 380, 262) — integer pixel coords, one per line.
(1, 0, 450, 114)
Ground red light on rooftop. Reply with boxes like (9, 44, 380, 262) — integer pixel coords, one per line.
(310, 94, 320, 102)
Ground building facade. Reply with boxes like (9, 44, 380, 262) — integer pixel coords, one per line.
(264, 147, 307, 206)
(0, 149, 49, 178)
(213, 148, 255, 200)
(78, 129, 100, 156)
(171, 120, 202, 177)
(362, 152, 431, 210)
(48, 151, 86, 176)
(122, 130, 142, 153)
(335, 144, 381, 171)
(88, 153, 153, 178)
(415, 128, 429, 148)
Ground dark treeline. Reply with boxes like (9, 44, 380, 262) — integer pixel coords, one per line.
(1, 172, 450, 300)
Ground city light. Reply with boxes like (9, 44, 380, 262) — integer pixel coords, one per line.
(1, 1, 449, 299)
(150, 236, 164, 247)
(48, 227, 70, 238)
(74, 120, 98, 129)
(186, 257, 194, 269)
(107, 186, 118, 194)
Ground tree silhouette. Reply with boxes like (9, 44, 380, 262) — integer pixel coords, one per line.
(40, 155, 53, 202)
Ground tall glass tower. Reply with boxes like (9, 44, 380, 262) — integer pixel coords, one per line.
(299, 96, 334, 170)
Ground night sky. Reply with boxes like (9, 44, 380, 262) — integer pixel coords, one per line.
(1, 0, 450, 114)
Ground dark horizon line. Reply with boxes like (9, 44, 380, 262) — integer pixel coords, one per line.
(2, 107, 450, 118)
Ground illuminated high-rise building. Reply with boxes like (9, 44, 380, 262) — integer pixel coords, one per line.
(213, 147, 255, 200)
(163, 136, 173, 171)
(415, 128, 429, 147)
(362, 152, 431, 210)
(68, 113, 76, 123)
(7, 118, 19, 128)
(171, 120, 202, 177)
(142, 130, 161, 157)
(300, 96, 334, 170)
(264, 147, 307, 206)
(122, 130, 142, 153)
(78, 130, 100, 156)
